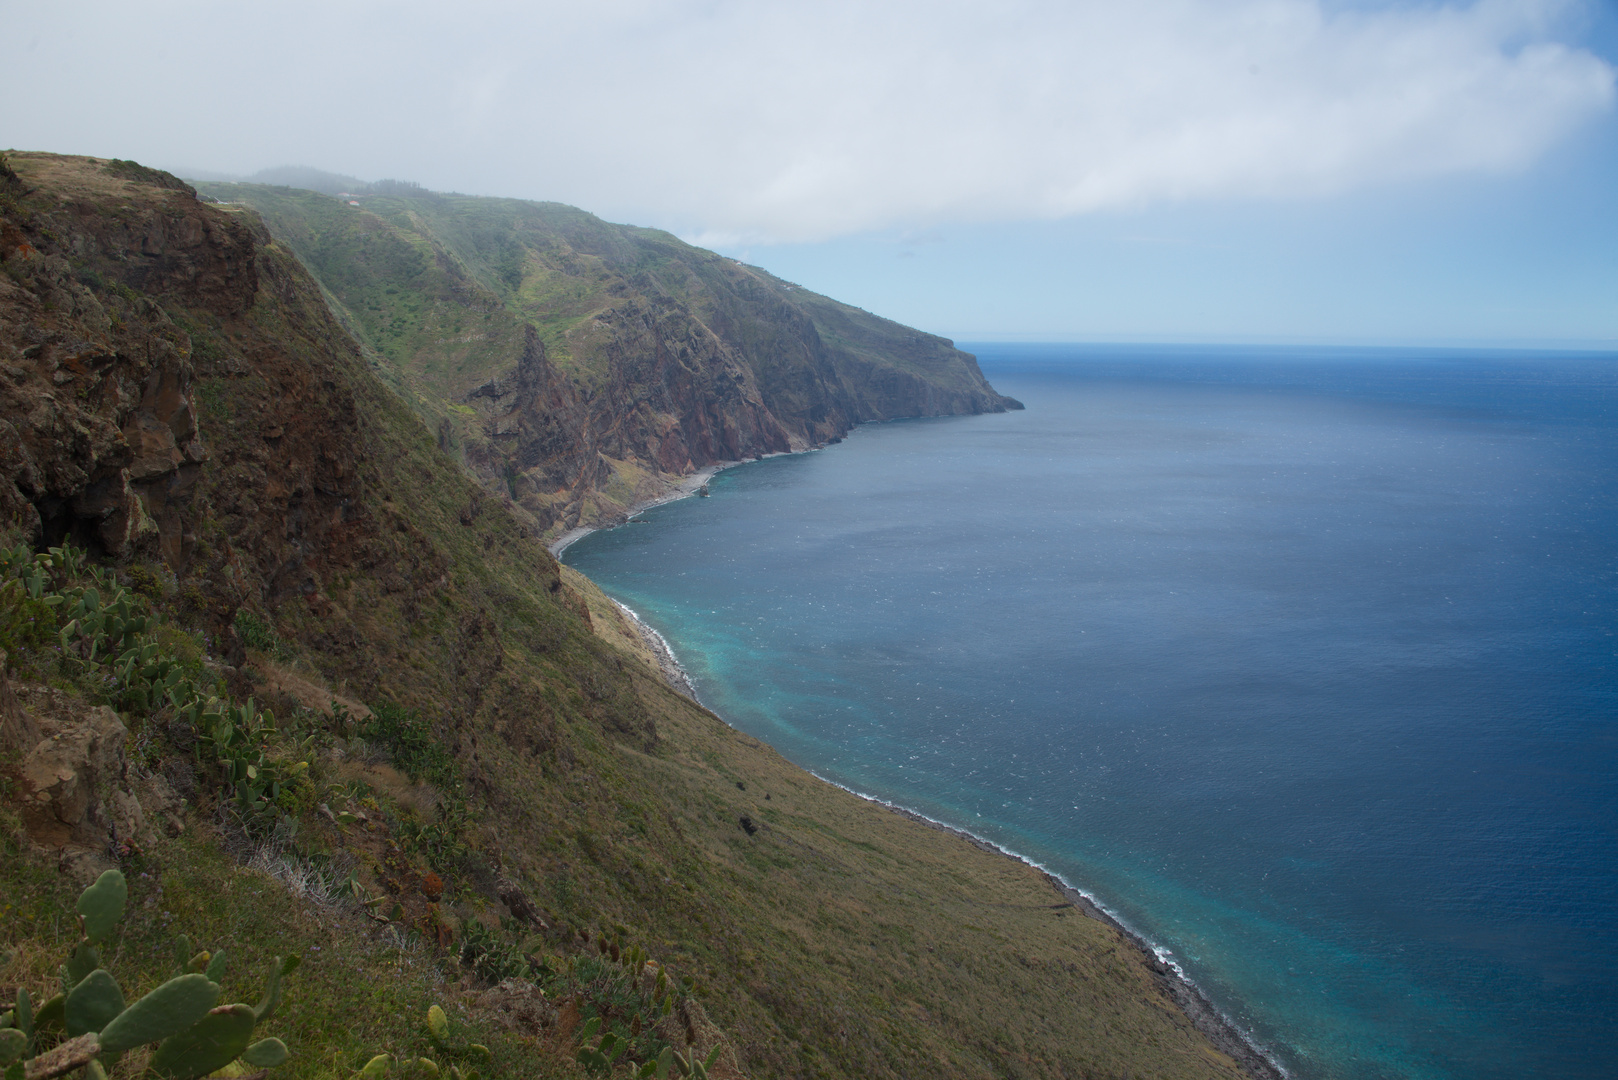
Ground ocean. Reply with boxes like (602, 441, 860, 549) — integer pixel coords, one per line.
(560, 343, 1618, 1080)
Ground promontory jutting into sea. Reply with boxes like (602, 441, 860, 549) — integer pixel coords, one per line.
(566, 344, 1618, 1080)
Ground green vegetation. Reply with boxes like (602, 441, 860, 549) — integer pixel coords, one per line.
(0, 828, 573, 1080)
(0, 542, 311, 844)
(198, 178, 998, 399)
(0, 543, 714, 1078)
(0, 151, 1252, 1080)
(233, 610, 289, 660)
(100, 160, 195, 196)
(356, 704, 456, 791)
(354, 1002, 485, 1079)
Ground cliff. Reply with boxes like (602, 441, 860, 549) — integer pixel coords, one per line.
(191, 178, 1020, 537)
(0, 152, 1259, 1080)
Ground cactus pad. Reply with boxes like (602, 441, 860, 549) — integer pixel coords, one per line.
(426, 1004, 449, 1042)
(62, 943, 101, 992)
(148, 1003, 256, 1079)
(242, 1036, 290, 1068)
(252, 955, 300, 1023)
(97, 974, 222, 1055)
(10, 989, 29, 1043)
(64, 969, 125, 1037)
(31, 994, 63, 1036)
(75, 870, 127, 946)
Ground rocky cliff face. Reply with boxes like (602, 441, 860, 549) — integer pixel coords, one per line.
(460, 307, 799, 533)
(197, 181, 1020, 536)
(0, 160, 232, 563)
(0, 153, 571, 710)
(0, 155, 347, 597)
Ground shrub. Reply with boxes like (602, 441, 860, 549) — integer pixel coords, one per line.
(362, 703, 456, 789)
(0, 580, 56, 668)
(233, 609, 289, 659)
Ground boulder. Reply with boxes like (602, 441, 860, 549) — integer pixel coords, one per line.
(474, 978, 556, 1039)
(6, 680, 179, 867)
(18, 702, 129, 848)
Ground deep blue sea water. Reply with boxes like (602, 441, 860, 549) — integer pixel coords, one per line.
(562, 344, 1618, 1080)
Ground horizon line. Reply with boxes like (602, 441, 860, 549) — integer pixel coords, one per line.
(948, 336, 1618, 354)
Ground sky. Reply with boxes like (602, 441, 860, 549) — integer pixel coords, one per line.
(5, 0, 1615, 346)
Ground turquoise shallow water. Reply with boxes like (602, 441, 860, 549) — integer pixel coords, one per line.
(562, 344, 1618, 1080)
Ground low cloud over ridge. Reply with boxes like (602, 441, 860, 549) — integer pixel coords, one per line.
(8, 0, 1613, 242)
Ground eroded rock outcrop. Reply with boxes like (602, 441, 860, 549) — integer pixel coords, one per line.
(1, 658, 181, 878)
(1, 152, 547, 719)
(0, 156, 219, 563)
(15, 697, 131, 848)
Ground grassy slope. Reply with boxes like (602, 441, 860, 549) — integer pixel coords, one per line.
(2, 153, 1248, 1080)
(0, 833, 548, 1080)
(196, 184, 695, 394)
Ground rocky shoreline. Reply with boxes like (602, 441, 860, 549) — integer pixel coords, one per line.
(545, 458, 733, 701)
(548, 443, 825, 559)
(548, 462, 735, 558)
(609, 598, 700, 701)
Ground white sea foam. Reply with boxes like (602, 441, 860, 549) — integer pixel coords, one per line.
(610, 598, 701, 702)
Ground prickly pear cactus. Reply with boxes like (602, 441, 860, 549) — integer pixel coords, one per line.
(0, 869, 299, 1080)
(357, 1005, 487, 1079)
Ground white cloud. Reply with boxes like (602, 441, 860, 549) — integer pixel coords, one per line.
(5, 0, 1612, 242)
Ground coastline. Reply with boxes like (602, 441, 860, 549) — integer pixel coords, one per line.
(873, 800, 1288, 1080)
(550, 444, 825, 558)
(553, 447, 1287, 1080)
(609, 597, 700, 701)
(592, 606, 1289, 1080)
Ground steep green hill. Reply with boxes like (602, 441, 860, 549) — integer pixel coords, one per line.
(193, 178, 1019, 539)
(1, 152, 1264, 1080)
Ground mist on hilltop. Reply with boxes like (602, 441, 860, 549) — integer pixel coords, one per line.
(181, 164, 425, 198)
